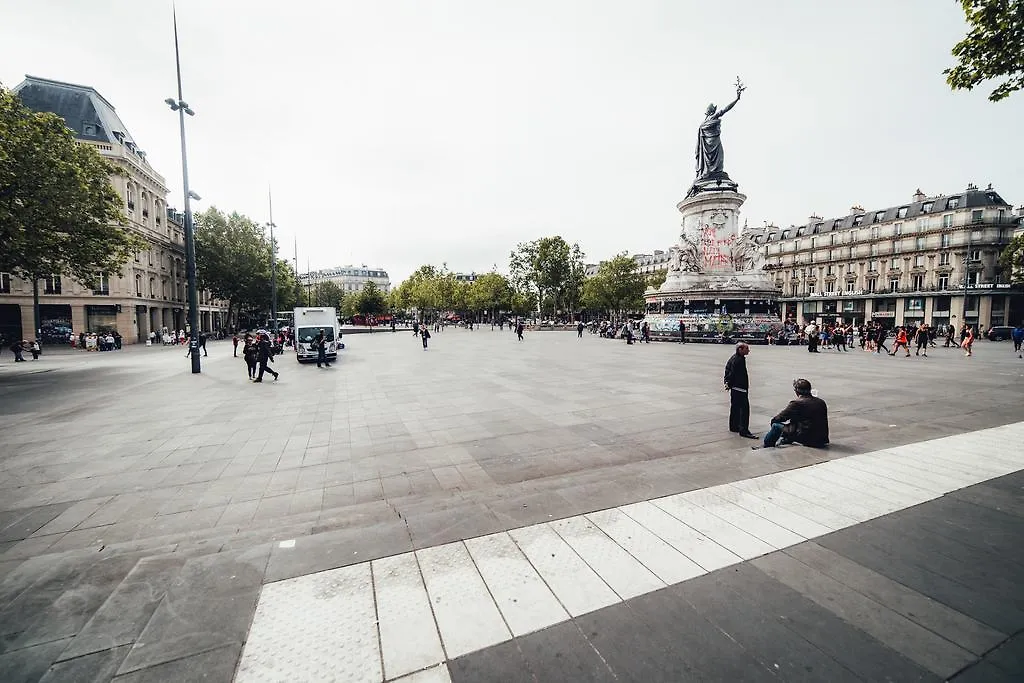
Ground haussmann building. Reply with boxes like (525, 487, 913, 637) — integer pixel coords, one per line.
(761, 186, 1022, 331)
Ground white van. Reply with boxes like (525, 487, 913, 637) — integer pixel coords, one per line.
(293, 307, 343, 363)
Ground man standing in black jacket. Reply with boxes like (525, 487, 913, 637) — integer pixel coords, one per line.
(724, 343, 758, 439)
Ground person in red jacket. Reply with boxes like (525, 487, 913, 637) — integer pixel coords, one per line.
(890, 327, 910, 357)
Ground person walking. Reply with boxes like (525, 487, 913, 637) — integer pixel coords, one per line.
(641, 321, 651, 343)
(577, 321, 585, 339)
(891, 327, 910, 357)
(805, 320, 819, 353)
(232, 334, 239, 357)
(314, 328, 331, 368)
(243, 336, 258, 380)
(421, 326, 431, 350)
(516, 321, 525, 342)
(962, 326, 975, 357)
(1012, 323, 1024, 359)
(678, 320, 686, 343)
(254, 333, 279, 382)
(723, 343, 758, 439)
(834, 325, 847, 352)
(945, 323, 956, 348)
(914, 324, 929, 357)
(198, 332, 208, 357)
(874, 324, 890, 355)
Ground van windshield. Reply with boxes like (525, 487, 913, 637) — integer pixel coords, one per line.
(297, 327, 334, 343)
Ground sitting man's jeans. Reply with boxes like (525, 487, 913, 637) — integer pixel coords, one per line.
(764, 422, 788, 448)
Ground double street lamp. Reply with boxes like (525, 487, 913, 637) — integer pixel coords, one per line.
(166, 7, 201, 374)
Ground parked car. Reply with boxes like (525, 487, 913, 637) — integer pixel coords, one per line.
(986, 326, 1014, 341)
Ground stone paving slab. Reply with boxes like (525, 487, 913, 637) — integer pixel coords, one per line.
(0, 332, 1022, 681)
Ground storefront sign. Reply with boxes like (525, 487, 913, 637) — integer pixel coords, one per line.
(871, 311, 896, 318)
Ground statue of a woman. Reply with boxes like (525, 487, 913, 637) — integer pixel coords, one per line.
(695, 81, 744, 180)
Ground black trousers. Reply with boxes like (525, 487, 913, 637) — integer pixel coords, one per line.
(257, 359, 278, 380)
(807, 336, 818, 352)
(317, 347, 329, 367)
(729, 389, 750, 434)
(246, 360, 257, 378)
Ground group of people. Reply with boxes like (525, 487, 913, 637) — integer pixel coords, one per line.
(6, 338, 41, 362)
(797, 320, 988, 358)
(240, 332, 279, 382)
(73, 331, 122, 351)
(724, 342, 830, 449)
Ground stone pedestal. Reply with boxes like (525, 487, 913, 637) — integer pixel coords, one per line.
(644, 188, 780, 342)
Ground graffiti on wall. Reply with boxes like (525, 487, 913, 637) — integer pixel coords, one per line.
(699, 223, 736, 271)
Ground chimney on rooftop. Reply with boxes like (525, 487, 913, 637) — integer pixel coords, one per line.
(809, 214, 822, 224)
(850, 205, 865, 214)
(912, 189, 926, 203)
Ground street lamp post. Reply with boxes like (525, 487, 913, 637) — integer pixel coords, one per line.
(166, 7, 200, 374)
(267, 189, 277, 329)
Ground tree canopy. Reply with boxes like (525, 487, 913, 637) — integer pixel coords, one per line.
(0, 84, 145, 324)
(945, 0, 1024, 101)
(391, 266, 515, 321)
(194, 206, 297, 324)
(354, 281, 387, 317)
(999, 233, 1024, 283)
(582, 253, 647, 315)
(509, 236, 586, 318)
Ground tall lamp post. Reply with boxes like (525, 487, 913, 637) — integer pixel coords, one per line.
(166, 7, 201, 374)
(267, 189, 277, 330)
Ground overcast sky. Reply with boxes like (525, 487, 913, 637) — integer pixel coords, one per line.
(3, 0, 1022, 283)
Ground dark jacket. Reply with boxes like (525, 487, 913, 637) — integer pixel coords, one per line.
(772, 395, 830, 447)
(257, 339, 273, 362)
(723, 353, 748, 390)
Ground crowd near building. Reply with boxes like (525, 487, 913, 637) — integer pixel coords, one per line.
(298, 266, 391, 295)
(0, 76, 228, 345)
(586, 185, 1023, 331)
(760, 186, 1023, 330)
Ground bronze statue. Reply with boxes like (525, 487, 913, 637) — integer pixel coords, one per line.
(696, 78, 745, 180)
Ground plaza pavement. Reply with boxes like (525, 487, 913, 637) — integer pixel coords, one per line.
(0, 330, 1021, 681)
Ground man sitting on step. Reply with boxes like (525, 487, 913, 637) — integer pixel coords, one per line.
(762, 378, 829, 448)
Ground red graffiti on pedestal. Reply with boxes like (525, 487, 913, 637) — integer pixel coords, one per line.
(699, 223, 736, 269)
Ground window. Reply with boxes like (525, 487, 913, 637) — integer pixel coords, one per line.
(941, 234, 951, 248)
(916, 218, 928, 232)
(850, 230, 858, 243)
(873, 211, 885, 223)
(939, 252, 951, 266)
(867, 278, 877, 292)
(869, 259, 878, 272)
(830, 233, 837, 246)
(43, 275, 61, 294)
(946, 197, 959, 210)
(827, 265, 835, 276)
(149, 277, 156, 297)
(846, 280, 855, 292)
(922, 201, 933, 213)
(969, 249, 980, 261)
(971, 209, 983, 223)
(897, 206, 908, 218)
(907, 296, 925, 310)
(893, 240, 901, 254)
(126, 185, 134, 211)
(833, 219, 842, 229)
(134, 251, 140, 263)
(135, 274, 142, 296)
(825, 280, 835, 293)
(965, 295, 979, 310)
(93, 274, 110, 295)
(0, 272, 10, 293)
(915, 237, 925, 250)
(889, 278, 900, 292)
(938, 274, 949, 289)
(870, 244, 878, 256)
(894, 222, 903, 235)
(854, 215, 865, 226)
(810, 237, 816, 249)
(871, 226, 879, 239)
(914, 255, 925, 267)
(794, 239, 801, 251)
(911, 276, 924, 291)
(967, 271, 980, 287)
(942, 214, 953, 228)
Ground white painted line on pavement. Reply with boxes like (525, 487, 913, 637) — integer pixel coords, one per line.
(236, 421, 1024, 683)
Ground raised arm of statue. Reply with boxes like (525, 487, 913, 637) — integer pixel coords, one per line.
(714, 90, 742, 119)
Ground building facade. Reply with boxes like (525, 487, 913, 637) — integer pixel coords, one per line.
(299, 266, 391, 296)
(760, 186, 1022, 330)
(0, 76, 228, 345)
(585, 251, 672, 279)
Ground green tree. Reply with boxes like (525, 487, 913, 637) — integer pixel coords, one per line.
(0, 85, 146, 334)
(999, 233, 1024, 283)
(646, 269, 667, 289)
(945, 0, 1024, 101)
(468, 271, 512, 322)
(313, 280, 345, 309)
(582, 253, 647, 316)
(509, 236, 586, 320)
(355, 281, 387, 317)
